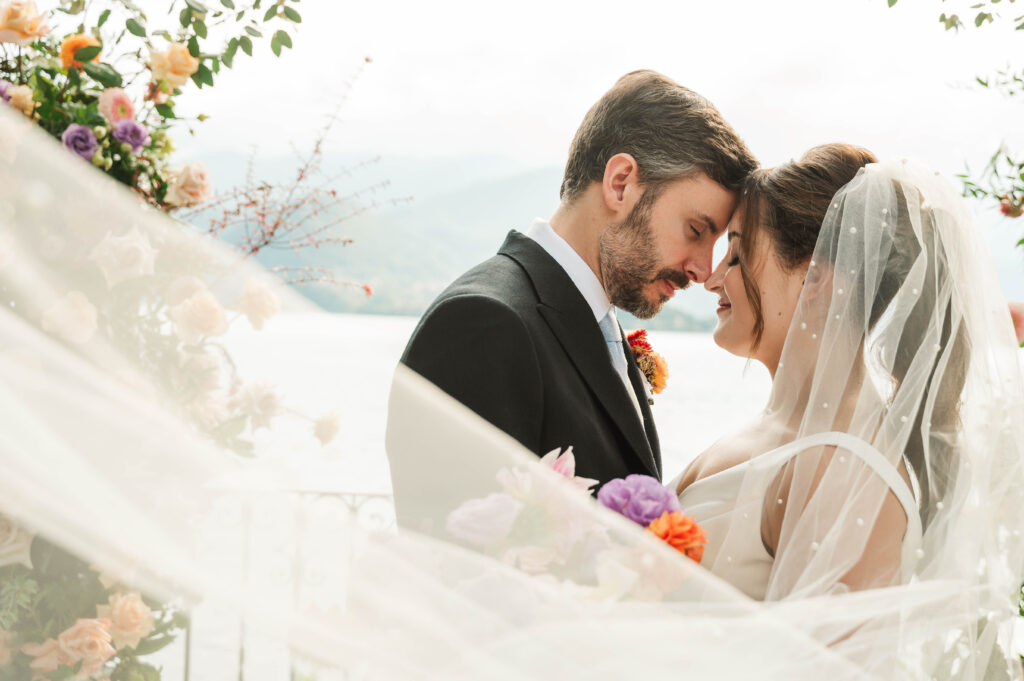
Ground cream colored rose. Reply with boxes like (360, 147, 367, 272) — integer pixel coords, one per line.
(97, 592, 154, 650)
(20, 638, 72, 678)
(0, 1, 50, 46)
(57, 618, 115, 677)
(90, 228, 157, 288)
(181, 351, 221, 392)
(165, 162, 212, 207)
(237, 278, 280, 330)
(313, 411, 341, 446)
(0, 628, 15, 668)
(40, 290, 97, 344)
(148, 43, 199, 89)
(7, 84, 36, 117)
(165, 275, 207, 306)
(170, 289, 227, 344)
(235, 382, 282, 429)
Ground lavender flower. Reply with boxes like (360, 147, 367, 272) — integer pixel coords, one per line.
(598, 474, 681, 527)
(111, 119, 149, 154)
(61, 124, 99, 161)
(0, 80, 11, 103)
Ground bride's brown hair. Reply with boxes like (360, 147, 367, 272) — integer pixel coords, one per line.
(738, 143, 877, 349)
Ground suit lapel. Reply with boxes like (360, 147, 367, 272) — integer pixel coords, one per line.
(498, 231, 659, 478)
(623, 336, 662, 479)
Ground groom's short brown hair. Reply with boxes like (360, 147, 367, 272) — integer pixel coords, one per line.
(560, 70, 757, 203)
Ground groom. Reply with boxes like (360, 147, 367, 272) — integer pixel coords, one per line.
(388, 71, 755, 520)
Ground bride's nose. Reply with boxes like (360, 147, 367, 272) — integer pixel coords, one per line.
(705, 259, 726, 293)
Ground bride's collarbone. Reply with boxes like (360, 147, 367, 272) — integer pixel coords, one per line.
(677, 424, 789, 495)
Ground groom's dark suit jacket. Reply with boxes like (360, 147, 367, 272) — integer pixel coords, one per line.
(390, 230, 661, 521)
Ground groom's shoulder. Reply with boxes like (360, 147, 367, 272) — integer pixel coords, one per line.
(432, 232, 541, 309)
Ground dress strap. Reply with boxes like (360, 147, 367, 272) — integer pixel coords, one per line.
(758, 431, 923, 582)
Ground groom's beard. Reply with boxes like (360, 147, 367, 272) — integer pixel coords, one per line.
(599, 193, 690, 320)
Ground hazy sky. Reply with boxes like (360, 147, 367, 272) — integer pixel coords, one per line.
(164, 0, 1024, 297)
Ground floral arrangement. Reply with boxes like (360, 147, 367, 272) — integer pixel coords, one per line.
(627, 329, 668, 403)
(0, 513, 182, 681)
(0, 0, 303, 210)
(445, 449, 705, 601)
(597, 475, 706, 563)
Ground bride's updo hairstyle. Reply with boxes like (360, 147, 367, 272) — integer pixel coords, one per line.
(736, 143, 878, 350)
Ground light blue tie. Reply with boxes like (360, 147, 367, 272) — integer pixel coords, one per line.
(598, 311, 629, 382)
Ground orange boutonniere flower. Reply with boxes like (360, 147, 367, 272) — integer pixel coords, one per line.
(627, 329, 669, 403)
(60, 33, 100, 70)
(647, 510, 707, 563)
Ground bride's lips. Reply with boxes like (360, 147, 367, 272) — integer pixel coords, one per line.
(716, 298, 731, 314)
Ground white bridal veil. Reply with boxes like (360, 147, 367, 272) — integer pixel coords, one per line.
(1, 103, 1023, 680)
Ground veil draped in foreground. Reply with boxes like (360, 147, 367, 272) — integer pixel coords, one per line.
(1, 104, 1023, 680)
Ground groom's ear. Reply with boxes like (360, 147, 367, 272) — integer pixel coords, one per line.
(602, 153, 641, 215)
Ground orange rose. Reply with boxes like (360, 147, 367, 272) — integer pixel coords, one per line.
(649, 351, 669, 394)
(60, 33, 100, 70)
(647, 511, 707, 563)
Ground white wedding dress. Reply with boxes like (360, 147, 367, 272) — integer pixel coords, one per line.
(676, 432, 922, 600)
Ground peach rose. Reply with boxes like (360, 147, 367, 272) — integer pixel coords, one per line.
(1009, 302, 1024, 346)
(0, 628, 15, 668)
(0, 1, 50, 46)
(237, 278, 280, 330)
(148, 43, 199, 89)
(313, 411, 341, 446)
(166, 275, 207, 306)
(90, 228, 156, 288)
(165, 162, 212, 207)
(170, 289, 227, 344)
(0, 513, 33, 568)
(235, 382, 282, 429)
(181, 351, 221, 392)
(60, 33, 100, 70)
(97, 592, 154, 650)
(20, 638, 73, 678)
(97, 87, 134, 124)
(57, 618, 115, 677)
(40, 290, 97, 344)
(7, 84, 36, 118)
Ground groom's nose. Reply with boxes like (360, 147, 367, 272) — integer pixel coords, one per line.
(683, 247, 713, 284)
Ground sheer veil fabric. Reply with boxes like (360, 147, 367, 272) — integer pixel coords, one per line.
(1, 103, 1023, 680)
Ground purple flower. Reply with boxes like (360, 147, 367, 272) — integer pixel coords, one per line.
(598, 474, 681, 527)
(111, 119, 149, 154)
(0, 80, 11, 103)
(61, 124, 99, 161)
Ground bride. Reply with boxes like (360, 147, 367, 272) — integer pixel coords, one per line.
(2, 101, 1023, 680)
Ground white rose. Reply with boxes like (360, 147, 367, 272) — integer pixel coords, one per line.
(165, 275, 207, 306)
(313, 411, 340, 446)
(0, 628, 14, 668)
(40, 290, 97, 344)
(0, 1, 50, 46)
(90, 228, 156, 288)
(96, 592, 154, 650)
(7, 84, 36, 118)
(165, 162, 212, 207)
(501, 545, 559, 574)
(0, 513, 33, 569)
(445, 493, 523, 548)
(170, 289, 227, 344)
(236, 278, 280, 330)
(235, 382, 281, 429)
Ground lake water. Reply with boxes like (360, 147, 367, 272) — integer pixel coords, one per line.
(224, 312, 774, 493)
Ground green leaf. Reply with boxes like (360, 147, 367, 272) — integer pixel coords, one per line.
(274, 29, 292, 49)
(263, 5, 277, 21)
(194, 19, 208, 39)
(155, 103, 175, 119)
(221, 0, 236, 7)
(185, 0, 209, 13)
(131, 635, 178, 656)
(179, 7, 192, 27)
(97, 9, 111, 26)
(212, 415, 247, 440)
(977, 76, 990, 87)
(975, 11, 992, 25)
(187, 35, 200, 57)
(82, 61, 122, 87)
(191, 63, 214, 87)
(239, 35, 253, 55)
(270, 33, 281, 56)
(888, 0, 897, 6)
(73, 45, 102, 63)
(211, 57, 220, 73)
(125, 18, 146, 37)
(283, 6, 301, 22)
(244, 25, 262, 37)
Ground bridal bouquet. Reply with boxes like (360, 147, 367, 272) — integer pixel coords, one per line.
(0, 0, 302, 210)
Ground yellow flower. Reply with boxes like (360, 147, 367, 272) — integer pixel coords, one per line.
(60, 33, 100, 70)
(6, 84, 36, 118)
(148, 43, 199, 89)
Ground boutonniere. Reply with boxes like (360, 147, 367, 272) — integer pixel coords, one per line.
(627, 329, 669, 404)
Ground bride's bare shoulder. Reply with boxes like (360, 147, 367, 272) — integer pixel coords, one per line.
(675, 420, 776, 494)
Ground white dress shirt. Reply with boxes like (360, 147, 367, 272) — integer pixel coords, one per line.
(525, 219, 643, 418)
